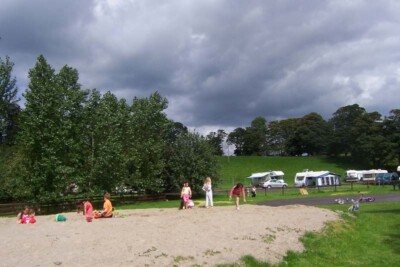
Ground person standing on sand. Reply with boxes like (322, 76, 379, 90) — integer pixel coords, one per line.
(202, 177, 214, 208)
(229, 183, 246, 210)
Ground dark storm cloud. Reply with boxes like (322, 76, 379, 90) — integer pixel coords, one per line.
(1, 0, 400, 132)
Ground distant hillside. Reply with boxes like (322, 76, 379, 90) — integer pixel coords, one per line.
(216, 156, 364, 188)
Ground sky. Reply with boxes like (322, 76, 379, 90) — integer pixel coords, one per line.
(1, 0, 400, 136)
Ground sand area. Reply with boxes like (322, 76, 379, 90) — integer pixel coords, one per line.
(0, 204, 339, 266)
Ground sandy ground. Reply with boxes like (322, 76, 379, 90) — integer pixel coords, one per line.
(0, 205, 338, 267)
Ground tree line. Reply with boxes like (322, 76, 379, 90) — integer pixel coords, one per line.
(224, 108, 400, 168)
(0, 55, 218, 202)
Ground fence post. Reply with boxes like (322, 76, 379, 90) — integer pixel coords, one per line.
(351, 182, 353, 191)
(282, 187, 285, 196)
(264, 188, 267, 196)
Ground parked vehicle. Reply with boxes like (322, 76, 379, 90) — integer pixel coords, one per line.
(247, 171, 285, 187)
(260, 179, 288, 189)
(375, 173, 395, 185)
(361, 169, 387, 182)
(345, 170, 365, 182)
(294, 170, 341, 187)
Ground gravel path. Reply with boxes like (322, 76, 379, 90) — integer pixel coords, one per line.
(258, 193, 400, 207)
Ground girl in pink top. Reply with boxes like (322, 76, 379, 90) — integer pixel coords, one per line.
(229, 183, 246, 210)
(83, 198, 93, 222)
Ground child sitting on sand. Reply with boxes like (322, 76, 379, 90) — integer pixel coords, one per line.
(17, 206, 29, 224)
(21, 209, 36, 224)
(95, 192, 113, 218)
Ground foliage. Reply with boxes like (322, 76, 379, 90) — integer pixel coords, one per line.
(206, 129, 227, 156)
(0, 56, 20, 145)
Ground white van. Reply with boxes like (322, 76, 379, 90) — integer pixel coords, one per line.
(247, 171, 285, 186)
(294, 170, 341, 187)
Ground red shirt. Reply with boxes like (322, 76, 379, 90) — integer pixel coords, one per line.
(21, 216, 36, 224)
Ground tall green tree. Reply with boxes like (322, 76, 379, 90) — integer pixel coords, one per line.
(164, 131, 219, 192)
(328, 104, 366, 156)
(0, 56, 19, 145)
(267, 118, 298, 156)
(125, 92, 172, 192)
(287, 113, 329, 156)
(227, 127, 246, 156)
(18, 55, 87, 200)
(206, 129, 227, 156)
(243, 117, 268, 155)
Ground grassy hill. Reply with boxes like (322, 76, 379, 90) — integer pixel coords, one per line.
(216, 156, 365, 189)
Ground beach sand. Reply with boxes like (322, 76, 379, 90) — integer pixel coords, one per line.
(0, 205, 338, 266)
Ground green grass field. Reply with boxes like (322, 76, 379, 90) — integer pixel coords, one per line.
(217, 156, 366, 189)
(217, 202, 400, 267)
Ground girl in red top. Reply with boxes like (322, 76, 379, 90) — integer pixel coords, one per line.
(83, 198, 94, 222)
(21, 209, 36, 224)
(229, 183, 246, 210)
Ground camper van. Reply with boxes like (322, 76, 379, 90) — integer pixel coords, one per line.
(247, 171, 285, 187)
(345, 170, 365, 182)
(294, 170, 341, 187)
(361, 169, 387, 182)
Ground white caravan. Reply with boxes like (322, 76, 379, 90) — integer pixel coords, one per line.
(361, 169, 387, 182)
(247, 171, 285, 187)
(345, 170, 366, 182)
(294, 170, 341, 187)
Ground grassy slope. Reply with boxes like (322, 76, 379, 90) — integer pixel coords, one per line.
(217, 156, 363, 189)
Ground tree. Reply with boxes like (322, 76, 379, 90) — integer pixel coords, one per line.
(287, 113, 329, 156)
(18, 55, 88, 200)
(328, 104, 366, 156)
(163, 131, 219, 192)
(243, 117, 268, 155)
(206, 129, 227, 155)
(125, 92, 172, 193)
(267, 118, 298, 156)
(0, 56, 19, 145)
(227, 127, 246, 156)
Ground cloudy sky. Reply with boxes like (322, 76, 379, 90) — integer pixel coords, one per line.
(1, 0, 400, 134)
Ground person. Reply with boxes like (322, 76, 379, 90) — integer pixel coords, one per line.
(180, 181, 192, 209)
(17, 206, 29, 224)
(251, 185, 257, 197)
(95, 192, 113, 218)
(21, 209, 36, 224)
(83, 198, 94, 222)
(187, 199, 195, 209)
(202, 177, 213, 208)
(229, 183, 246, 210)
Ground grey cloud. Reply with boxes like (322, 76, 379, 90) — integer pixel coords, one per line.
(1, 0, 400, 131)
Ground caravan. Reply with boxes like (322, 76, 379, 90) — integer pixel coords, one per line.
(361, 169, 387, 182)
(294, 170, 341, 187)
(247, 171, 285, 187)
(345, 170, 365, 182)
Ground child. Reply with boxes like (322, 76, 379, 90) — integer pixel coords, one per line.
(187, 199, 195, 209)
(202, 177, 214, 208)
(229, 183, 246, 210)
(180, 181, 192, 209)
(251, 185, 257, 197)
(17, 206, 29, 224)
(83, 198, 94, 222)
(21, 209, 36, 224)
(95, 192, 113, 218)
